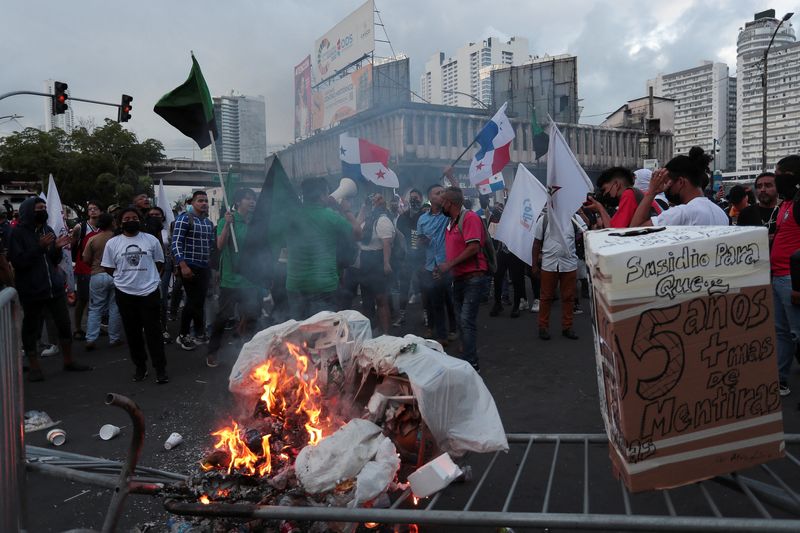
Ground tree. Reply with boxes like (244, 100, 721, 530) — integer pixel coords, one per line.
(0, 120, 165, 218)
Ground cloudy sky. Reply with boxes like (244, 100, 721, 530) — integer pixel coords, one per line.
(1, 0, 796, 160)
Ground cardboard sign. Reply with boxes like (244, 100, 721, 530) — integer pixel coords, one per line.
(585, 226, 785, 492)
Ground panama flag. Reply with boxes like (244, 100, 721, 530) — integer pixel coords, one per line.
(468, 102, 514, 185)
(340, 134, 400, 189)
(477, 173, 505, 195)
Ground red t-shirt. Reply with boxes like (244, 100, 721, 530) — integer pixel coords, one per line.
(74, 228, 99, 275)
(770, 201, 800, 277)
(609, 188, 662, 228)
(446, 210, 488, 278)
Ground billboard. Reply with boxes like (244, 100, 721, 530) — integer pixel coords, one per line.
(311, 64, 372, 131)
(313, 0, 374, 83)
(294, 55, 313, 139)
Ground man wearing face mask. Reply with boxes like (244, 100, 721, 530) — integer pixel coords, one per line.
(583, 167, 662, 228)
(768, 155, 800, 397)
(630, 147, 728, 227)
(393, 188, 425, 327)
(102, 207, 168, 383)
(8, 197, 92, 381)
(144, 206, 172, 343)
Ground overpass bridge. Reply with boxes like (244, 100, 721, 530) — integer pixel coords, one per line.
(145, 160, 267, 188)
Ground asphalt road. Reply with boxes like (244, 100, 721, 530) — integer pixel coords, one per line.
(19, 292, 800, 532)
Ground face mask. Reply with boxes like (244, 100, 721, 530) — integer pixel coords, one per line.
(409, 199, 422, 210)
(34, 210, 48, 224)
(121, 221, 140, 234)
(596, 192, 619, 209)
(145, 216, 163, 232)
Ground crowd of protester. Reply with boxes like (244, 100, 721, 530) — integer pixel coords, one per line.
(1, 149, 799, 391)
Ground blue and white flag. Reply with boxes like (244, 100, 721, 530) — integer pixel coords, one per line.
(477, 173, 505, 195)
(468, 102, 514, 185)
(339, 134, 399, 188)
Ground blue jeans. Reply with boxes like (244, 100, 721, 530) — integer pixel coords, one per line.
(452, 275, 489, 367)
(87, 273, 122, 343)
(288, 291, 337, 321)
(773, 275, 800, 384)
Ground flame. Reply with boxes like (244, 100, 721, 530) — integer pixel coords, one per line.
(199, 495, 210, 505)
(412, 496, 419, 506)
(206, 342, 330, 477)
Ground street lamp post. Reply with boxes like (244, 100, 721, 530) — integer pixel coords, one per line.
(762, 12, 794, 172)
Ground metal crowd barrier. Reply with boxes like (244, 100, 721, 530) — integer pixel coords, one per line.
(0, 287, 24, 533)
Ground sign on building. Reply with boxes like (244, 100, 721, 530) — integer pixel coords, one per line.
(313, 0, 375, 84)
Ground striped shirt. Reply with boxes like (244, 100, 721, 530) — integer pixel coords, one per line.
(170, 212, 214, 268)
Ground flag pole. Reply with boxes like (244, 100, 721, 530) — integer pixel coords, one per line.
(208, 129, 239, 253)
(441, 137, 479, 187)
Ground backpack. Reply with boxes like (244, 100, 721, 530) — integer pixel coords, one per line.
(457, 210, 497, 274)
(372, 214, 406, 269)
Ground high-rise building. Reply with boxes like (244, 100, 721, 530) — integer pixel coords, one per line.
(43, 79, 74, 133)
(736, 10, 800, 171)
(647, 62, 733, 171)
(726, 77, 737, 171)
(420, 37, 531, 108)
(202, 93, 267, 164)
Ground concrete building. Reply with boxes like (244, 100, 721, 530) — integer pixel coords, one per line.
(43, 79, 74, 133)
(602, 96, 675, 132)
(202, 93, 267, 164)
(647, 62, 732, 170)
(736, 10, 800, 171)
(726, 77, 737, 171)
(420, 37, 531, 108)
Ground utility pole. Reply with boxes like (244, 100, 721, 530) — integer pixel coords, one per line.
(762, 12, 794, 172)
(647, 85, 655, 160)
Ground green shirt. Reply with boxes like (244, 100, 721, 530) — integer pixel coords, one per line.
(217, 212, 256, 289)
(286, 205, 352, 293)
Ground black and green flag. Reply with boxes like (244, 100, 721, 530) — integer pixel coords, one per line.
(531, 107, 549, 160)
(154, 54, 217, 149)
(239, 156, 300, 286)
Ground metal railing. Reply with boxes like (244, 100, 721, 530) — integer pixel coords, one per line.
(0, 287, 24, 533)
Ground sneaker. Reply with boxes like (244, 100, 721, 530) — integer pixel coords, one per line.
(176, 335, 197, 351)
(392, 311, 406, 328)
(206, 354, 219, 368)
(780, 382, 791, 397)
(519, 298, 529, 311)
(156, 370, 170, 384)
(573, 305, 584, 315)
(40, 345, 60, 358)
(133, 368, 148, 382)
(409, 294, 419, 305)
(530, 299, 540, 313)
(193, 334, 209, 345)
(538, 328, 551, 340)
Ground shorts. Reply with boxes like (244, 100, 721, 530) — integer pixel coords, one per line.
(358, 249, 390, 295)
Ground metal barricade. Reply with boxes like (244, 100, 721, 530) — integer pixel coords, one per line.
(0, 287, 24, 533)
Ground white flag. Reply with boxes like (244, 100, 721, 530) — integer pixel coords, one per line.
(156, 179, 175, 228)
(46, 174, 74, 289)
(46, 174, 68, 240)
(545, 123, 592, 253)
(495, 164, 548, 265)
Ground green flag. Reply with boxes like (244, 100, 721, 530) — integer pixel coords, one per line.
(531, 107, 549, 160)
(154, 54, 217, 149)
(239, 156, 300, 286)
(222, 169, 240, 206)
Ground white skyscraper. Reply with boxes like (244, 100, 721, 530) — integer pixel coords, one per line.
(647, 62, 732, 170)
(202, 93, 267, 164)
(736, 10, 800, 171)
(420, 37, 531, 108)
(43, 79, 74, 133)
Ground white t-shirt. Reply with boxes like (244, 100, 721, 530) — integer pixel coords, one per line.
(101, 232, 165, 296)
(651, 196, 729, 226)
(359, 214, 396, 251)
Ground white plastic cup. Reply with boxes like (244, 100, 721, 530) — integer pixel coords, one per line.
(164, 432, 183, 450)
(47, 428, 66, 446)
(99, 424, 121, 441)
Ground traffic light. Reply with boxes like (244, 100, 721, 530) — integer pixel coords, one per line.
(118, 94, 132, 123)
(52, 82, 68, 115)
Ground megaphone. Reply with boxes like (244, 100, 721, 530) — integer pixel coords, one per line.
(330, 178, 358, 204)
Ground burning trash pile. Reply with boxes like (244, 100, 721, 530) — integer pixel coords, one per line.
(170, 310, 507, 531)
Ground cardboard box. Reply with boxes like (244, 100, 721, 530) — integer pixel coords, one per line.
(585, 226, 785, 492)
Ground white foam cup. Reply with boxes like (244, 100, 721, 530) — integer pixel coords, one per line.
(47, 428, 66, 446)
(164, 432, 183, 450)
(99, 424, 121, 441)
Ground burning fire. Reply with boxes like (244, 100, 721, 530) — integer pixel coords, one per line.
(199, 494, 210, 505)
(205, 342, 330, 477)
